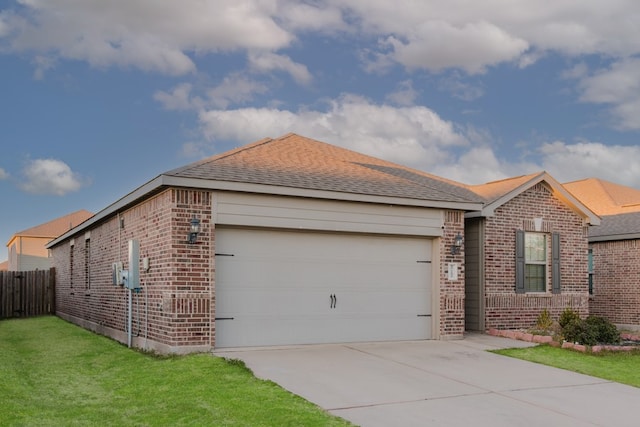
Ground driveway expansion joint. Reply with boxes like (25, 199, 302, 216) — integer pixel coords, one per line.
(327, 390, 494, 412)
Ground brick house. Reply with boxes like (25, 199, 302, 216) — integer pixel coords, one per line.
(47, 133, 482, 353)
(564, 178, 640, 330)
(6, 210, 93, 271)
(464, 172, 600, 331)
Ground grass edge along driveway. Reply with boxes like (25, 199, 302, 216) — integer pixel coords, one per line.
(494, 345, 640, 388)
(0, 316, 352, 427)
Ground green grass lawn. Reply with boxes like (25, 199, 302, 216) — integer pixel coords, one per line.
(494, 345, 640, 388)
(0, 316, 352, 427)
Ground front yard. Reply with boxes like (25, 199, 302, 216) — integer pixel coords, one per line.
(0, 316, 351, 426)
(494, 345, 640, 388)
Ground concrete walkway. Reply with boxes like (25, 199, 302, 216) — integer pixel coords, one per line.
(215, 334, 640, 427)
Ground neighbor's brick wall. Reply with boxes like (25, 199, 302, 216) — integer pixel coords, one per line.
(483, 183, 590, 330)
(440, 210, 465, 338)
(590, 239, 640, 327)
(51, 188, 214, 353)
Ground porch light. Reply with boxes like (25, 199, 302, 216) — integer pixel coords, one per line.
(451, 232, 463, 255)
(187, 216, 201, 244)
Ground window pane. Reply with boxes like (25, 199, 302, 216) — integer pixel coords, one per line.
(525, 233, 546, 262)
(525, 264, 545, 292)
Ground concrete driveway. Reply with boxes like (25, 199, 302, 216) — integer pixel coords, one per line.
(215, 334, 640, 427)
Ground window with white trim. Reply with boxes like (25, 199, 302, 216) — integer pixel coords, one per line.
(516, 230, 561, 294)
(524, 233, 546, 292)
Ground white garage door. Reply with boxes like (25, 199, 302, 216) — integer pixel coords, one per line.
(214, 228, 433, 348)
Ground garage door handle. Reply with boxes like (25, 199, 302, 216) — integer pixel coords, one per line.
(330, 294, 336, 309)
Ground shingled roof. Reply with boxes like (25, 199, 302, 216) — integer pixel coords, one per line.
(48, 133, 483, 248)
(7, 209, 93, 246)
(564, 178, 640, 241)
(564, 177, 640, 216)
(165, 133, 482, 204)
(465, 171, 600, 225)
(467, 172, 542, 205)
(589, 212, 640, 242)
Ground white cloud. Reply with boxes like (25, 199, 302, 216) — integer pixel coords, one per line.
(435, 145, 533, 185)
(382, 20, 529, 74)
(278, 2, 346, 33)
(248, 52, 312, 85)
(344, 0, 640, 65)
(20, 159, 88, 196)
(385, 80, 418, 106)
(0, 167, 8, 180)
(4, 0, 640, 89)
(154, 83, 202, 111)
(438, 74, 484, 101)
(1, 0, 293, 75)
(31, 55, 55, 80)
(539, 141, 640, 187)
(575, 58, 640, 130)
(155, 74, 269, 111)
(191, 93, 640, 188)
(5, 0, 640, 79)
(198, 94, 468, 171)
(207, 73, 269, 109)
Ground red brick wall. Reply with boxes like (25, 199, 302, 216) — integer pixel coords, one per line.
(440, 210, 465, 338)
(590, 239, 640, 327)
(51, 188, 214, 353)
(483, 183, 590, 329)
(51, 188, 468, 348)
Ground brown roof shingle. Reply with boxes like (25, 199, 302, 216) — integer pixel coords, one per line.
(589, 212, 640, 240)
(165, 133, 482, 204)
(466, 173, 543, 204)
(564, 178, 640, 216)
(12, 210, 94, 240)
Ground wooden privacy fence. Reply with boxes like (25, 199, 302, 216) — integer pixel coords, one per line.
(0, 268, 56, 319)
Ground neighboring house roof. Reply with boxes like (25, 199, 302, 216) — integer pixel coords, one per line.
(564, 177, 640, 216)
(48, 133, 484, 248)
(466, 171, 600, 225)
(589, 212, 640, 242)
(564, 178, 640, 242)
(7, 209, 94, 246)
(0, 260, 8, 271)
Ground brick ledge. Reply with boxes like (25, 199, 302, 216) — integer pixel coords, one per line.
(487, 328, 640, 353)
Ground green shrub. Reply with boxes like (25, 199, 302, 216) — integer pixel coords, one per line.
(559, 307, 581, 329)
(560, 313, 620, 346)
(535, 309, 554, 331)
(562, 318, 597, 345)
(584, 315, 620, 344)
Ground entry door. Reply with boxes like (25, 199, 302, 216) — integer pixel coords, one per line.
(214, 228, 433, 347)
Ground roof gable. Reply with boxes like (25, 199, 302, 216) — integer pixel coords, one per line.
(467, 172, 600, 225)
(9, 209, 93, 243)
(165, 133, 482, 204)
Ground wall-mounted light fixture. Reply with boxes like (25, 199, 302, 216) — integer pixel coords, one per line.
(187, 216, 201, 244)
(451, 232, 463, 255)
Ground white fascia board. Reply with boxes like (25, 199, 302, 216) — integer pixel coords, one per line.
(589, 233, 640, 243)
(160, 175, 484, 211)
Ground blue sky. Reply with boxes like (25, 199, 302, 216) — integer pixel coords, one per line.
(2, 0, 640, 262)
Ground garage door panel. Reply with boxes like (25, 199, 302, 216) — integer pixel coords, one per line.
(218, 313, 431, 347)
(215, 228, 433, 348)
